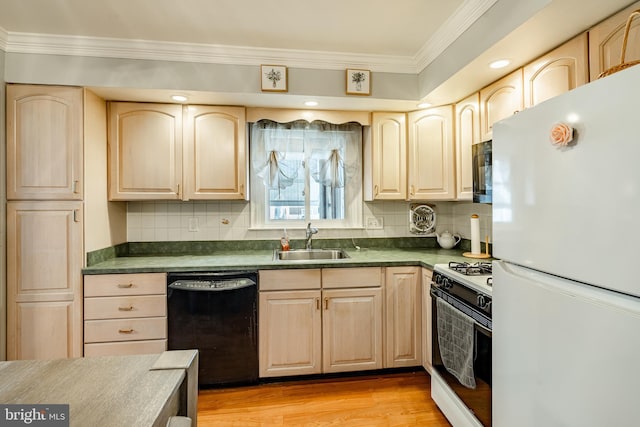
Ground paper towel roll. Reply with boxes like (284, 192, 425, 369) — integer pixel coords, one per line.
(470, 214, 481, 254)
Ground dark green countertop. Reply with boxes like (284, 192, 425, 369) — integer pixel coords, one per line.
(82, 246, 486, 274)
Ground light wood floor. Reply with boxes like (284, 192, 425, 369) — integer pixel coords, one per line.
(197, 370, 452, 426)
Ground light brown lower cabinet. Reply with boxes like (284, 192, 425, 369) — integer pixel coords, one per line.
(6, 201, 84, 360)
(384, 266, 422, 368)
(322, 287, 383, 373)
(422, 268, 434, 373)
(83, 273, 167, 356)
(258, 289, 322, 377)
(258, 268, 383, 378)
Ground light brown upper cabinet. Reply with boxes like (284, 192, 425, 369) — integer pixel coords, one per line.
(479, 69, 524, 141)
(183, 105, 247, 200)
(524, 33, 589, 107)
(589, 1, 640, 81)
(108, 102, 183, 200)
(369, 112, 407, 200)
(455, 93, 480, 201)
(7, 85, 83, 200)
(407, 106, 455, 201)
(108, 102, 246, 201)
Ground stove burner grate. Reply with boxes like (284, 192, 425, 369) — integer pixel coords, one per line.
(448, 261, 492, 276)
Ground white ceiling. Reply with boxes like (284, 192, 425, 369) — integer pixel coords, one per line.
(0, 0, 636, 109)
(0, 0, 466, 57)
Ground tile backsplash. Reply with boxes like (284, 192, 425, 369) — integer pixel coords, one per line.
(126, 200, 492, 244)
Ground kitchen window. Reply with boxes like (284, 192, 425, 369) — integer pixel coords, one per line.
(250, 119, 362, 229)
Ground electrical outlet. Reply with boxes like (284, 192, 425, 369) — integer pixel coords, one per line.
(365, 216, 383, 230)
(188, 217, 199, 232)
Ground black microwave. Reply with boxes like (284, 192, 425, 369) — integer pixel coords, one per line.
(472, 140, 492, 204)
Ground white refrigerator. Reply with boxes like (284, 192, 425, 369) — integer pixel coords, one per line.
(492, 65, 640, 427)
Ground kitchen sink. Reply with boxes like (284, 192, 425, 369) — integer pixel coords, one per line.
(273, 249, 350, 261)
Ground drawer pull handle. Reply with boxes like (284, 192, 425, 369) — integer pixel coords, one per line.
(118, 328, 134, 334)
(118, 305, 134, 311)
(117, 283, 133, 289)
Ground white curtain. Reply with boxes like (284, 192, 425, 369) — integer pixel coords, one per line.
(251, 119, 360, 191)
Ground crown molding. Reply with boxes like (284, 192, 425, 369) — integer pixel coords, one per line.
(415, 0, 499, 72)
(4, 32, 418, 74)
(0, 26, 8, 52)
(2, 2, 493, 75)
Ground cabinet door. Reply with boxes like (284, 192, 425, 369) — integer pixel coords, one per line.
(407, 106, 455, 201)
(6, 85, 83, 200)
(6, 201, 83, 360)
(385, 267, 421, 368)
(183, 105, 247, 200)
(524, 33, 589, 107)
(108, 102, 183, 200)
(455, 93, 480, 201)
(479, 69, 523, 141)
(259, 290, 322, 377)
(421, 268, 433, 373)
(370, 112, 407, 200)
(589, 1, 640, 81)
(322, 287, 383, 373)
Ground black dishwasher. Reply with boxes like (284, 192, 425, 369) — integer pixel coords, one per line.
(167, 271, 258, 387)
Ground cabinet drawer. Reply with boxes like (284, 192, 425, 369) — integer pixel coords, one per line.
(84, 317, 167, 343)
(322, 267, 383, 288)
(84, 273, 166, 297)
(84, 295, 166, 320)
(259, 269, 321, 291)
(84, 340, 167, 357)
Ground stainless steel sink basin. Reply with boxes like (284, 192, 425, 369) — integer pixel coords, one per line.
(273, 249, 350, 261)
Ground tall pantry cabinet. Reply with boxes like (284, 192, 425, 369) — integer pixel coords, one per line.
(6, 85, 85, 360)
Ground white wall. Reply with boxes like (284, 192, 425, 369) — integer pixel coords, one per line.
(126, 200, 492, 245)
(4, 53, 418, 103)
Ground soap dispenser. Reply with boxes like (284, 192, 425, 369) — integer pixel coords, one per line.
(280, 229, 290, 251)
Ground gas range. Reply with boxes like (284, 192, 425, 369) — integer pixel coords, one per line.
(432, 261, 492, 326)
(433, 262, 493, 295)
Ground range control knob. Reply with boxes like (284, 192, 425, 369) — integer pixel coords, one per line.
(477, 294, 491, 310)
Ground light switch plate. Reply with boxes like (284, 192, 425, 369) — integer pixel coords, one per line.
(365, 216, 383, 229)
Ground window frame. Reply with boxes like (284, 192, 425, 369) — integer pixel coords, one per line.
(249, 121, 363, 230)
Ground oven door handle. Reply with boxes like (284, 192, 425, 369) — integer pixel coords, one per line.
(431, 288, 492, 338)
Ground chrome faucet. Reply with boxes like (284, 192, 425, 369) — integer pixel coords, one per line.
(305, 222, 318, 250)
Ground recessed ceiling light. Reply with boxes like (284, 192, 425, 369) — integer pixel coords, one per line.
(489, 59, 510, 69)
(417, 102, 432, 109)
(171, 95, 188, 102)
(304, 101, 319, 107)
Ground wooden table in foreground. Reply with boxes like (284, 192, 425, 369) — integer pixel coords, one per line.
(0, 350, 198, 427)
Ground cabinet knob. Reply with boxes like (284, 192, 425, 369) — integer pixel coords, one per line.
(117, 283, 134, 289)
(118, 305, 134, 311)
(118, 328, 134, 334)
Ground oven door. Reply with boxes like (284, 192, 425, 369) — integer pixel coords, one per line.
(431, 287, 492, 427)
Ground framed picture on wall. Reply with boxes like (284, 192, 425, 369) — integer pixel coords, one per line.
(346, 69, 371, 95)
(261, 65, 288, 92)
